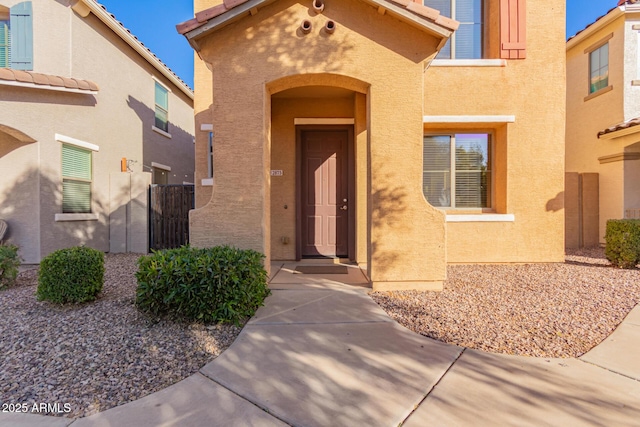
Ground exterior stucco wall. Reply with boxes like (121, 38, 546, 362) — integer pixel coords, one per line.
(566, 11, 640, 243)
(427, 0, 566, 263)
(623, 16, 640, 121)
(0, 0, 194, 262)
(190, 0, 448, 288)
(0, 132, 40, 262)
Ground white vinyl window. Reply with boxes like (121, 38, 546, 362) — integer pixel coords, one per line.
(589, 43, 609, 94)
(423, 133, 492, 208)
(62, 144, 92, 213)
(154, 82, 169, 132)
(424, 0, 483, 59)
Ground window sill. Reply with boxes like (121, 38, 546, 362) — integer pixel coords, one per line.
(152, 126, 172, 139)
(431, 59, 507, 67)
(584, 85, 613, 102)
(446, 214, 515, 223)
(55, 213, 99, 222)
(201, 178, 213, 186)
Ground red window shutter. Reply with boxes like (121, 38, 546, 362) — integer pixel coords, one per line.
(500, 0, 526, 59)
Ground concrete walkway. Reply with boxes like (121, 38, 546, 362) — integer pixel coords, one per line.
(3, 263, 640, 426)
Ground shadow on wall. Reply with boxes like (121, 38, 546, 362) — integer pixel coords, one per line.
(126, 95, 195, 184)
(0, 165, 122, 264)
(369, 170, 408, 276)
(546, 191, 564, 212)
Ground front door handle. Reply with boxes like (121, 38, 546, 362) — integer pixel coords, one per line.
(340, 205, 348, 211)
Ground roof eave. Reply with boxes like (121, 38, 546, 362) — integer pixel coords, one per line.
(598, 123, 640, 139)
(74, 0, 194, 100)
(567, 7, 624, 51)
(185, 0, 453, 52)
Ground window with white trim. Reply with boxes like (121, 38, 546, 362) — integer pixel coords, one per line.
(424, 0, 483, 59)
(62, 144, 92, 213)
(154, 82, 169, 132)
(589, 43, 608, 94)
(423, 133, 492, 208)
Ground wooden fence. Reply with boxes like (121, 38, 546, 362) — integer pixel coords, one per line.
(149, 184, 195, 250)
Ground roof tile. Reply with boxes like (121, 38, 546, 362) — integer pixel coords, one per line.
(178, 0, 459, 35)
(30, 72, 50, 85)
(406, 2, 440, 21)
(0, 69, 98, 93)
(196, 4, 228, 23)
(0, 68, 16, 81)
(598, 117, 640, 138)
(61, 77, 79, 89)
(13, 70, 34, 83)
(224, 0, 250, 8)
(47, 75, 65, 87)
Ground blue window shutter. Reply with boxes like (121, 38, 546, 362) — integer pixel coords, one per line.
(10, 2, 33, 70)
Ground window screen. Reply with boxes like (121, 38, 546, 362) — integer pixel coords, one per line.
(62, 144, 92, 213)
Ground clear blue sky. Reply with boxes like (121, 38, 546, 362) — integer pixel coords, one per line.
(98, 0, 620, 90)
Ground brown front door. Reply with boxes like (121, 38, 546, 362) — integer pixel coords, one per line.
(301, 130, 349, 257)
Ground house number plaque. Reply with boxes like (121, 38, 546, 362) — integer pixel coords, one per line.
(270, 170, 284, 176)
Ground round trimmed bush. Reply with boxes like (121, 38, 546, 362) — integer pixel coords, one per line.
(37, 246, 105, 303)
(135, 245, 270, 324)
(605, 219, 640, 269)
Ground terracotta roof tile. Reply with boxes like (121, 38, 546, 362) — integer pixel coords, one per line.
(61, 76, 79, 89)
(47, 75, 65, 87)
(13, 70, 34, 83)
(0, 69, 99, 93)
(598, 117, 640, 138)
(177, 0, 458, 35)
(30, 72, 50, 85)
(196, 4, 227, 23)
(224, 0, 250, 9)
(75, 79, 91, 90)
(0, 68, 16, 81)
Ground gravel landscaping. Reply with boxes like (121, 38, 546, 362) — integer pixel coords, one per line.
(2, 248, 639, 419)
(371, 248, 640, 358)
(0, 253, 242, 418)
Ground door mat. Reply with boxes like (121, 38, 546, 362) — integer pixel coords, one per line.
(295, 266, 349, 274)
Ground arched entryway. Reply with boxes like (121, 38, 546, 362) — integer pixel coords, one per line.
(267, 74, 369, 265)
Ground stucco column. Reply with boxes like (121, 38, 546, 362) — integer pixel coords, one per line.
(367, 69, 447, 291)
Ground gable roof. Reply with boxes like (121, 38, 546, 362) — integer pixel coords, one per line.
(72, 0, 193, 99)
(177, 0, 458, 50)
(567, 0, 640, 46)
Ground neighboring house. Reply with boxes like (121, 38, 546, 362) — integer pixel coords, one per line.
(177, 0, 565, 291)
(566, 0, 640, 248)
(0, 0, 195, 263)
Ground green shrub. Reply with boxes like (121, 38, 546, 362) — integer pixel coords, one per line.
(605, 219, 640, 269)
(0, 244, 21, 289)
(37, 246, 105, 303)
(135, 245, 270, 324)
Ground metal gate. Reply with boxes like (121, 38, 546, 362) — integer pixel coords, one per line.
(149, 184, 195, 250)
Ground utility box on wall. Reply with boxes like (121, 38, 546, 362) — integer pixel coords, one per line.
(565, 172, 599, 249)
(109, 172, 152, 254)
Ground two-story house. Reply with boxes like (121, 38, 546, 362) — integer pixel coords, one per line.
(566, 0, 640, 248)
(0, 0, 195, 263)
(177, 0, 565, 290)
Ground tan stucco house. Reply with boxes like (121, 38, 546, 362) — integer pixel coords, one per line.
(178, 0, 566, 290)
(566, 0, 640, 248)
(0, 0, 195, 263)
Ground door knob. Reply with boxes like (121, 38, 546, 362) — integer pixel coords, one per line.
(340, 205, 348, 211)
